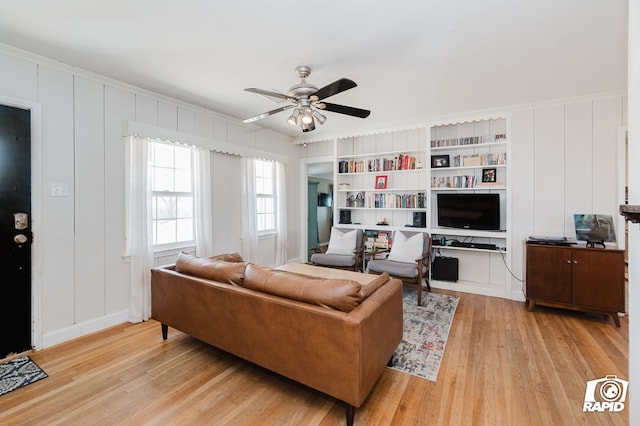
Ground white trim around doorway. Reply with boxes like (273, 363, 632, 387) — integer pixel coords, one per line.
(299, 155, 334, 263)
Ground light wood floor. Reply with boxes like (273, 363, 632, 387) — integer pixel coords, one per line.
(0, 290, 628, 425)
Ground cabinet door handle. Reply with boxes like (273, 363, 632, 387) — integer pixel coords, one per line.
(567, 260, 571, 264)
(574, 260, 578, 264)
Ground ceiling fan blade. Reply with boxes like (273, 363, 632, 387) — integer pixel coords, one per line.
(242, 105, 296, 123)
(322, 102, 371, 119)
(244, 88, 293, 102)
(312, 78, 357, 101)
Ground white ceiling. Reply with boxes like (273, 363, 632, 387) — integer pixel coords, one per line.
(0, 1, 628, 141)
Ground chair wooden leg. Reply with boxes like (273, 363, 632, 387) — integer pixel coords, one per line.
(417, 264, 423, 306)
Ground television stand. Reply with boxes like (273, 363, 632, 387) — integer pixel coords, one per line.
(525, 243, 625, 326)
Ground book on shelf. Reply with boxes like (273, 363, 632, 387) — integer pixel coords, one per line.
(451, 152, 507, 167)
(338, 153, 420, 174)
(431, 175, 477, 188)
(369, 192, 426, 209)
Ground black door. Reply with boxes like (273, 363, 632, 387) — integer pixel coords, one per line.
(0, 104, 31, 358)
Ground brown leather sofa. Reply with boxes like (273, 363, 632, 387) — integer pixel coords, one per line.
(151, 253, 403, 425)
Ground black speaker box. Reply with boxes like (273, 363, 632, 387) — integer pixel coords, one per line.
(339, 210, 351, 224)
(412, 211, 426, 228)
(432, 256, 459, 282)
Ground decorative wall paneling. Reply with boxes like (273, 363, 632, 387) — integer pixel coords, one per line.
(0, 48, 296, 349)
(103, 86, 134, 318)
(73, 76, 106, 324)
(38, 65, 75, 333)
(509, 109, 535, 297)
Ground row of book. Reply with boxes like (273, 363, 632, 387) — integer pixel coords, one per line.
(451, 152, 506, 167)
(432, 175, 478, 188)
(430, 133, 506, 148)
(369, 192, 425, 209)
(338, 154, 420, 174)
(365, 230, 391, 251)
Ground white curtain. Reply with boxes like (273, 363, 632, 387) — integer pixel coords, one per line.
(241, 157, 259, 262)
(125, 135, 154, 323)
(274, 161, 287, 265)
(194, 146, 214, 257)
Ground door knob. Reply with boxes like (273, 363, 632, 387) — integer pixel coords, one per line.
(14, 234, 27, 244)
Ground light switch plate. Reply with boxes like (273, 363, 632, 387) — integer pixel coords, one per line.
(51, 183, 69, 197)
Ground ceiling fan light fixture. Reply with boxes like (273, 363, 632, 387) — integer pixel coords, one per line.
(243, 66, 370, 133)
(301, 120, 316, 133)
(301, 108, 314, 125)
(287, 108, 300, 126)
(312, 110, 327, 125)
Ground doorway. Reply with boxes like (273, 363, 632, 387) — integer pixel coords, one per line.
(302, 158, 334, 261)
(0, 104, 32, 358)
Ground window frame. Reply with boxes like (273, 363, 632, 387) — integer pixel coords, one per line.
(254, 159, 277, 236)
(149, 140, 196, 251)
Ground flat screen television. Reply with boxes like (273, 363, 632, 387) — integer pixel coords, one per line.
(437, 193, 500, 231)
(317, 192, 332, 207)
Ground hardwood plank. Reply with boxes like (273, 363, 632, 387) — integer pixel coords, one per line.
(0, 290, 628, 425)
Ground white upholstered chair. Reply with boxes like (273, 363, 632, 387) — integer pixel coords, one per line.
(367, 230, 432, 305)
(310, 227, 364, 272)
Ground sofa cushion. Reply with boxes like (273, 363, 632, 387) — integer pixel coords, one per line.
(210, 252, 244, 263)
(175, 252, 245, 285)
(243, 263, 363, 312)
(358, 272, 391, 299)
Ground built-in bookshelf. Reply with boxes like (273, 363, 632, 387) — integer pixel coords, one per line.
(426, 117, 511, 299)
(331, 119, 511, 299)
(335, 130, 429, 231)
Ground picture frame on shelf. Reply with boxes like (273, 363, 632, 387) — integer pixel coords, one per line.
(482, 168, 497, 183)
(375, 175, 388, 189)
(431, 154, 450, 168)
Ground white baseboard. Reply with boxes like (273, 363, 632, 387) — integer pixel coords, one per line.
(510, 289, 526, 302)
(41, 309, 129, 349)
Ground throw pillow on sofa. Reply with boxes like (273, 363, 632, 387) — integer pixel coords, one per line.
(175, 252, 245, 285)
(243, 263, 363, 312)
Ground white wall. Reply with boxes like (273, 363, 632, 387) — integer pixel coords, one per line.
(0, 47, 299, 348)
(511, 96, 626, 296)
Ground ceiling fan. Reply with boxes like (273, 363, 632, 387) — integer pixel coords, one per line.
(242, 66, 371, 132)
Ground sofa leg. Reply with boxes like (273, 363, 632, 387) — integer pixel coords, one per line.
(346, 404, 355, 426)
(161, 323, 168, 340)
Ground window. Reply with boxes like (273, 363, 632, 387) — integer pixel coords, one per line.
(149, 141, 194, 247)
(255, 159, 276, 234)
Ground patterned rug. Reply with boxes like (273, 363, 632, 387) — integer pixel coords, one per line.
(0, 356, 47, 397)
(389, 288, 459, 381)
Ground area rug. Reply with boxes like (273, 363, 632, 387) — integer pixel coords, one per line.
(0, 356, 47, 397)
(389, 288, 459, 382)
